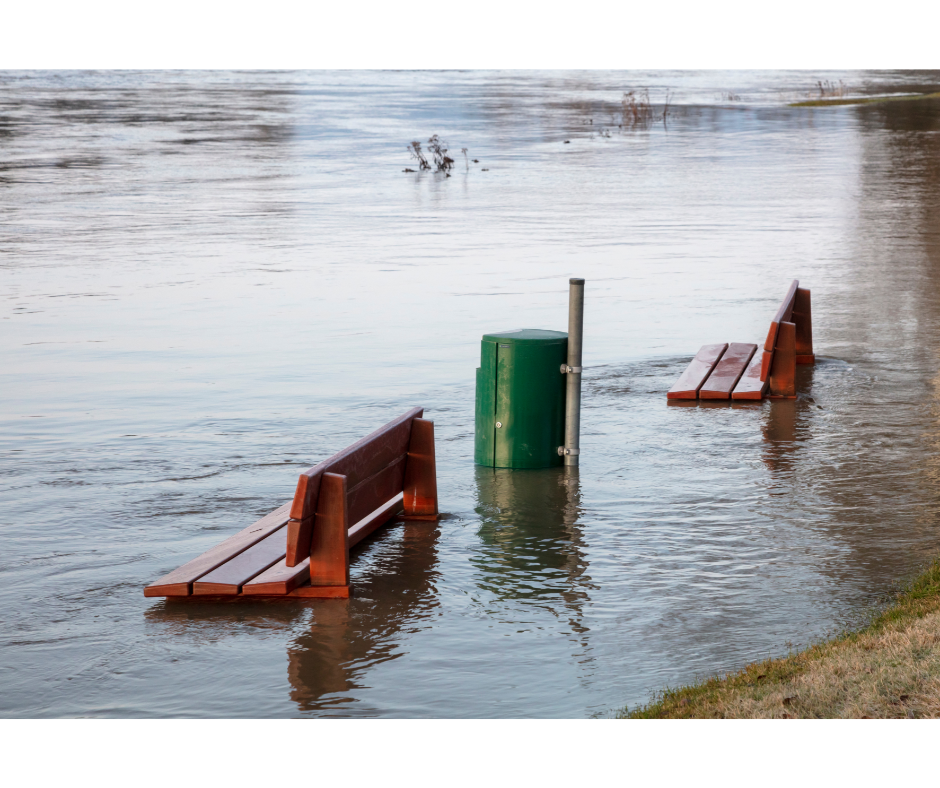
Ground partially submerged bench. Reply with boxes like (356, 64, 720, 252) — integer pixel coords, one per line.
(667, 280, 814, 401)
(144, 407, 438, 600)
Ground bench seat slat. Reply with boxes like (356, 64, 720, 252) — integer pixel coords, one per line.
(244, 493, 407, 594)
(731, 352, 768, 400)
(143, 502, 292, 597)
(667, 344, 728, 399)
(699, 343, 757, 399)
(191, 525, 288, 595)
(242, 556, 310, 596)
(162, 585, 351, 601)
(287, 584, 350, 598)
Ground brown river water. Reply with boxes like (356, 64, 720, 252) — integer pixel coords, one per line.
(2, 70, 940, 717)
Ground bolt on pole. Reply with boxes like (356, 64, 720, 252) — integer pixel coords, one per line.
(564, 278, 584, 467)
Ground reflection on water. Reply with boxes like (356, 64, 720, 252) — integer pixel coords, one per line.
(762, 399, 799, 477)
(760, 366, 818, 477)
(4, 70, 940, 717)
(286, 520, 441, 713)
(474, 467, 592, 644)
(145, 598, 309, 640)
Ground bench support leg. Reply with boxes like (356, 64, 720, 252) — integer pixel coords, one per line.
(793, 287, 814, 364)
(286, 517, 314, 568)
(286, 471, 323, 567)
(768, 321, 797, 398)
(403, 418, 439, 520)
(309, 472, 349, 587)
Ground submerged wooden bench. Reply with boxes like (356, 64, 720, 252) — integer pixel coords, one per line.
(667, 280, 814, 401)
(144, 407, 439, 600)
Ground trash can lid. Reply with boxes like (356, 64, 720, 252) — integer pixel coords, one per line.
(482, 329, 568, 345)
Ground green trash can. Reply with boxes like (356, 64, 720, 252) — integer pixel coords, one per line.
(474, 329, 568, 468)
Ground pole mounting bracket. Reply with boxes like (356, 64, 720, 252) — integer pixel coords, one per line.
(557, 447, 581, 456)
(560, 365, 583, 374)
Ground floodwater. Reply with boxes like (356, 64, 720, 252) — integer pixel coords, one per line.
(3, 70, 940, 718)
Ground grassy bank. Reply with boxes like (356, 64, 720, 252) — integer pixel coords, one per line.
(789, 91, 940, 108)
(623, 559, 940, 718)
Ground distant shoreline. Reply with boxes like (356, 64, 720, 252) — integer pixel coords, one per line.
(790, 91, 940, 107)
(623, 558, 940, 719)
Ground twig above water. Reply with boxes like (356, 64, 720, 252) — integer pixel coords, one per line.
(406, 135, 463, 175)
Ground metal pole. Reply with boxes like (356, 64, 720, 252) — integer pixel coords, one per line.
(563, 278, 584, 467)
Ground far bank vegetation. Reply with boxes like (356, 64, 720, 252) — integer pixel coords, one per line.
(585, 89, 673, 140)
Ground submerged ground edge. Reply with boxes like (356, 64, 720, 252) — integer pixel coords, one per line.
(621, 557, 940, 719)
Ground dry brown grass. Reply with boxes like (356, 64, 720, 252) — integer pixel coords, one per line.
(622, 90, 654, 127)
(624, 559, 940, 718)
(620, 89, 671, 129)
(815, 79, 849, 99)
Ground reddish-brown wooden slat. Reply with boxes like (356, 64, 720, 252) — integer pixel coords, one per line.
(288, 584, 349, 598)
(289, 457, 324, 524)
(403, 418, 439, 519)
(286, 469, 321, 562)
(246, 492, 405, 594)
(288, 451, 410, 566)
(731, 352, 768, 400)
(793, 287, 814, 364)
(348, 492, 405, 548)
(310, 472, 349, 587)
(768, 321, 797, 397)
(242, 557, 310, 596)
(776, 280, 799, 324)
(316, 411, 415, 492)
(285, 517, 313, 568)
(346, 454, 407, 525)
(289, 407, 422, 522)
(699, 343, 757, 399)
(163, 584, 349, 600)
(763, 279, 799, 353)
(666, 344, 728, 399)
(143, 502, 292, 597)
(191, 525, 287, 595)
(759, 348, 774, 382)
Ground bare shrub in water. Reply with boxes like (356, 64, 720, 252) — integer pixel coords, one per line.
(662, 89, 673, 126)
(816, 79, 848, 98)
(427, 134, 455, 172)
(621, 89, 672, 129)
(408, 140, 431, 170)
(622, 89, 654, 127)
(787, 80, 851, 106)
(406, 136, 459, 174)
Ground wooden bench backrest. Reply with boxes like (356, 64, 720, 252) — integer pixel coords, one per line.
(145, 407, 435, 597)
(285, 407, 425, 567)
(763, 279, 798, 354)
(760, 279, 798, 382)
(289, 406, 423, 523)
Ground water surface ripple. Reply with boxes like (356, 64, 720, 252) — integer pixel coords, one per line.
(3, 70, 940, 717)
